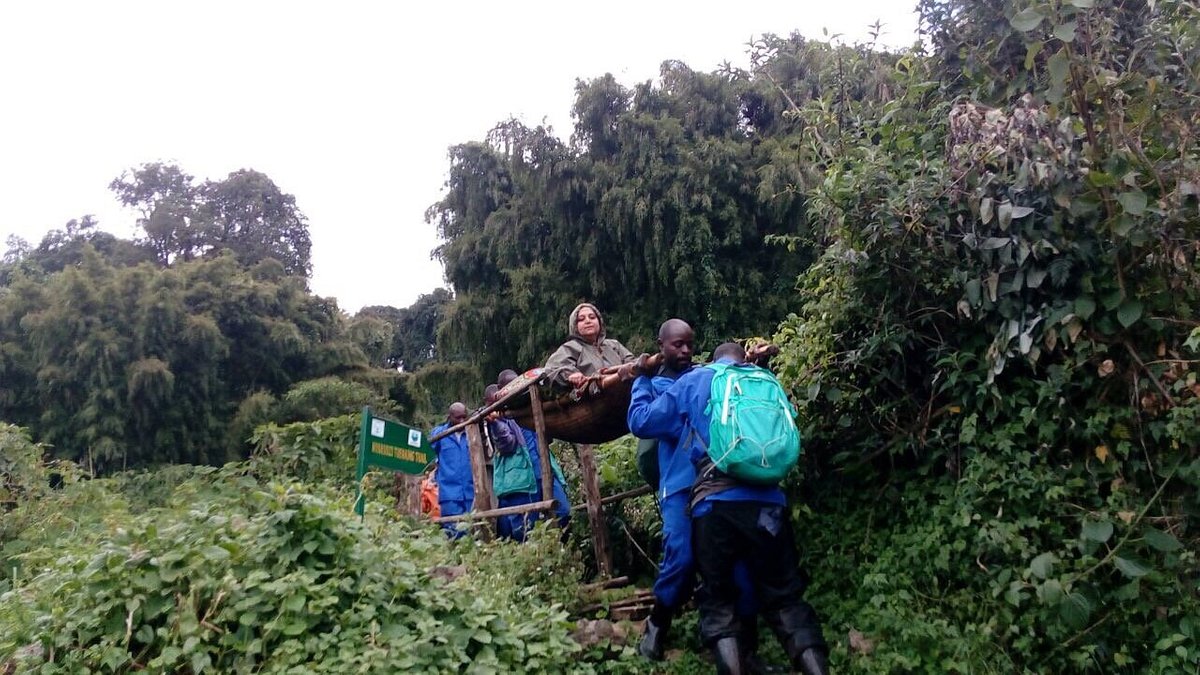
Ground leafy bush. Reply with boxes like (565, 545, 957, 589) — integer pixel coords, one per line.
(0, 470, 595, 673)
(1, 424, 119, 594)
(273, 377, 395, 424)
(766, 1, 1200, 671)
(248, 414, 360, 485)
(0, 423, 45, 505)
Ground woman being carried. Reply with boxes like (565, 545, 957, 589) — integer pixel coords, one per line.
(543, 302, 635, 390)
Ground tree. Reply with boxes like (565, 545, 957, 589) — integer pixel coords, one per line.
(199, 169, 313, 277)
(110, 162, 202, 265)
(359, 288, 453, 371)
(0, 236, 35, 287)
(9, 216, 155, 278)
(2, 236, 30, 266)
(346, 315, 394, 368)
(110, 164, 314, 277)
(428, 60, 812, 378)
(0, 251, 365, 471)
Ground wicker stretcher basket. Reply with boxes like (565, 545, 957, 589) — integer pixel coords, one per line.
(498, 368, 632, 445)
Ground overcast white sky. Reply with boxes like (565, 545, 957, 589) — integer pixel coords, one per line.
(0, 1, 918, 313)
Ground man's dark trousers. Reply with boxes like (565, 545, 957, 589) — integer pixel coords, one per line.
(692, 501, 826, 654)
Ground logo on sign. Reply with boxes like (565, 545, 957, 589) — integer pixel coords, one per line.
(371, 419, 386, 438)
(408, 429, 422, 447)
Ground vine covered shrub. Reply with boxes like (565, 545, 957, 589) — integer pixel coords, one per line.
(767, 0, 1199, 671)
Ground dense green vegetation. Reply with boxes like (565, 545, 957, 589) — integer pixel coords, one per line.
(3, 0, 1198, 672)
(0, 423, 611, 673)
(0, 168, 434, 470)
(771, 0, 1200, 670)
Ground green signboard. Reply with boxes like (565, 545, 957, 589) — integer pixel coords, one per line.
(355, 406, 434, 515)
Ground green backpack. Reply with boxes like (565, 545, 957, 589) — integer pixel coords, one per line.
(493, 446, 536, 498)
(636, 437, 660, 488)
(701, 363, 801, 485)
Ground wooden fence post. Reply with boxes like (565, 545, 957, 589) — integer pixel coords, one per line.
(465, 422, 494, 540)
(577, 443, 612, 577)
(528, 387, 555, 508)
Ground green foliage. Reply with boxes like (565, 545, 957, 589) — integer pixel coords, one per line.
(0, 420, 662, 673)
(345, 315, 394, 367)
(226, 391, 277, 457)
(456, 524, 587, 610)
(2, 216, 156, 281)
(0, 423, 44, 505)
(411, 362, 485, 427)
(427, 55, 819, 377)
(0, 473, 587, 673)
(0, 252, 372, 472)
(110, 163, 313, 276)
(272, 377, 394, 424)
(1, 424, 55, 581)
(359, 287, 454, 371)
(797, 449, 1199, 673)
(249, 414, 360, 485)
(768, 1, 1200, 671)
(0, 424, 125, 595)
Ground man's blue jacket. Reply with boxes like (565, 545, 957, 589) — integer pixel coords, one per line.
(628, 364, 696, 499)
(430, 422, 474, 504)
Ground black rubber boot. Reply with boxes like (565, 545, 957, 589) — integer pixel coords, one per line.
(763, 605, 828, 675)
(638, 603, 673, 661)
(741, 621, 787, 674)
(712, 636, 744, 675)
(796, 647, 830, 675)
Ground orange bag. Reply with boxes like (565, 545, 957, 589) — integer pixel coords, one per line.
(420, 475, 440, 518)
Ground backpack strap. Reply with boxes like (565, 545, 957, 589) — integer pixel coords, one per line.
(718, 368, 737, 424)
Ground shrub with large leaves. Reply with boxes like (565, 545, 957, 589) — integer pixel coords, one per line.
(0, 471, 587, 673)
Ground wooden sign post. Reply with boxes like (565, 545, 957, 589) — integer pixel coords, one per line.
(354, 407, 434, 517)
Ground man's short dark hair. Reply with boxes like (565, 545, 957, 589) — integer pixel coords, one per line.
(712, 342, 746, 363)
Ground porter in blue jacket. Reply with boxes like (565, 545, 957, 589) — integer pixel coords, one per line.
(626, 342, 829, 675)
(430, 402, 473, 538)
(625, 320, 700, 659)
(626, 320, 763, 665)
(490, 416, 571, 541)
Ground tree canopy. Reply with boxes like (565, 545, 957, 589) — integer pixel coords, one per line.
(426, 55, 827, 377)
(110, 163, 313, 276)
(357, 287, 453, 371)
(0, 250, 366, 471)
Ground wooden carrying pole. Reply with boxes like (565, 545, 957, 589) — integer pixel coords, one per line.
(429, 375, 542, 443)
(433, 499, 555, 524)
